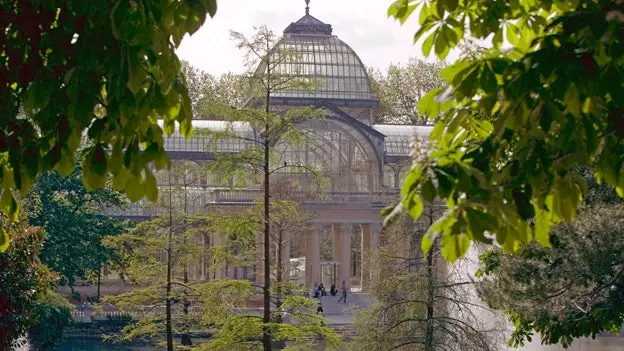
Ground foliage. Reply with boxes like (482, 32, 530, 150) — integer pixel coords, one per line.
(28, 168, 129, 288)
(28, 291, 74, 351)
(476, 174, 624, 348)
(387, 0, 624, 261)
(351, 208, 503, 351)
(196, 279, 341, 351)
(102, 212, 211, 347)
(0, 0, 218, 248)
(0, 217, 57, 349)
(181, 60, 248, 117)
(368, 59, 444, 125)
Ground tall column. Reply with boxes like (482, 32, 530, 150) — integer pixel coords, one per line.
(340, 223, 352, 287)
(360, 224, 371, 291)
(310, 224, 321, 286)
(305, 226, 312, 287)
(332, 224, 342, 285)
(371, 223, 382, 281)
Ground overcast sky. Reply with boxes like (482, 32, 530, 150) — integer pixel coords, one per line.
(176, 0, 459, 76)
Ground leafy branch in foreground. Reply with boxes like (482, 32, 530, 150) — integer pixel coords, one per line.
(387, 0, 624, 262)
(0, 0, 218, 249)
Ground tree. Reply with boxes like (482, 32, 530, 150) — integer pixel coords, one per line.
(103, 162, 215, 350)
(476, 173, 624, 348)
(28, 291, 74, 351)
(387, 0, 624, 261)
(0, 0, 218, 247)
(202, 25, 324, 351)
(370, 59, 444, 125)
(181, 61, 248, 117)
(27, 167, 129, 294)
(197, 279, 341, 351)
(0, 215, 58, 349)
(351, 207, 504, 351)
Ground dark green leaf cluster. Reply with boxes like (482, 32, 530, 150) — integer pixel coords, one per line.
(477, 178, 624, 347)
(0, 0, 218, 248)
(28, 291, 74, 350)
(0, 218, 58, 349)
(28, 168, 130, 288)
(388, 0, 624, 260)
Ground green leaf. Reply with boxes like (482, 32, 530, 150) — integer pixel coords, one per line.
(534, 205, 553, 247)
(441, 234, 471, 263)
(419, 3, 430, 25)
(464, 207, 495, 244)
(401, 167, 422, 198)
(422, 31, 436, 57)
(144, 168, 158, 202)
(404, 192, 424, 220)
(0, 226, 9, 252)
(421, 179, 436, 202)
(125, 173, 145, 202)
(0, 189, 19, 222)
(418, 88, 441, 118)
(205, 0, 218, 17)
(435, 27, 452, 59)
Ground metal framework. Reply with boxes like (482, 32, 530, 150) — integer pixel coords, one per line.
(106, 9, 433, 219)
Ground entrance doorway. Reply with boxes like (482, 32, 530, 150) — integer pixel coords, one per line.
(320, 261, 337, 287)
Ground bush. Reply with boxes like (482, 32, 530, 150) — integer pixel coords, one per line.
(29, 292, 74, 350)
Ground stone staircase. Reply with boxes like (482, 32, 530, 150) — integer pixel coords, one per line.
(318, 292, 371, 322)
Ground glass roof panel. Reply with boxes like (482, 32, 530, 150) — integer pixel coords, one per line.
(254, 14, 376, 101)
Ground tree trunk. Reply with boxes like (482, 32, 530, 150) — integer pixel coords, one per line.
(262, 73, 273, 349)
(275, 229, 283, 320)
(166, 169, 174, 351)
(97, 263, 101, 301)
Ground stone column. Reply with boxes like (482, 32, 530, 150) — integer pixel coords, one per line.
(305, 226, 312, 287)
(360, 224, 371, 291)
(332, 224, 342, 284)
(340, 223, 352, 287)
(305, 224, 321, 287)
(371, 223, 382, 281)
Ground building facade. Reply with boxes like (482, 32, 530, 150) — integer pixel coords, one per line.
(105, 6, 432, 291)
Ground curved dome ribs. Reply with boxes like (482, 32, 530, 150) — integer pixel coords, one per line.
(253, 13, 377, 104)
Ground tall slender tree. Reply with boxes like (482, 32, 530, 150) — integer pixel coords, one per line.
(202, 26, 325, 350)
(351, 206, 504, 351)
(103, 162, 213, 350)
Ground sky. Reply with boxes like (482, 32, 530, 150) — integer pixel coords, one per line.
(176, 0, 460, 76)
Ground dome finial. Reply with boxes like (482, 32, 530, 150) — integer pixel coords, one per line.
(305, 0, 310, 15)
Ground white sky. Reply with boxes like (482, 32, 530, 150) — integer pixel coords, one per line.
(176, 0, 460, 75)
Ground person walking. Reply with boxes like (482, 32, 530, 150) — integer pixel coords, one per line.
(316, 298, 324, 317)
(337, 280, 348, 303)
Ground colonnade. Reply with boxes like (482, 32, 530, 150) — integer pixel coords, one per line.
(253, 222, 382, 291)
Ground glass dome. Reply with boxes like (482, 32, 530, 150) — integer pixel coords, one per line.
(255, 13, 376, 102)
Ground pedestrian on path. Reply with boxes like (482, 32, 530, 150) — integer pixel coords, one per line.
(316, 298, 324, 317)
(337, 280, 348, 303)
